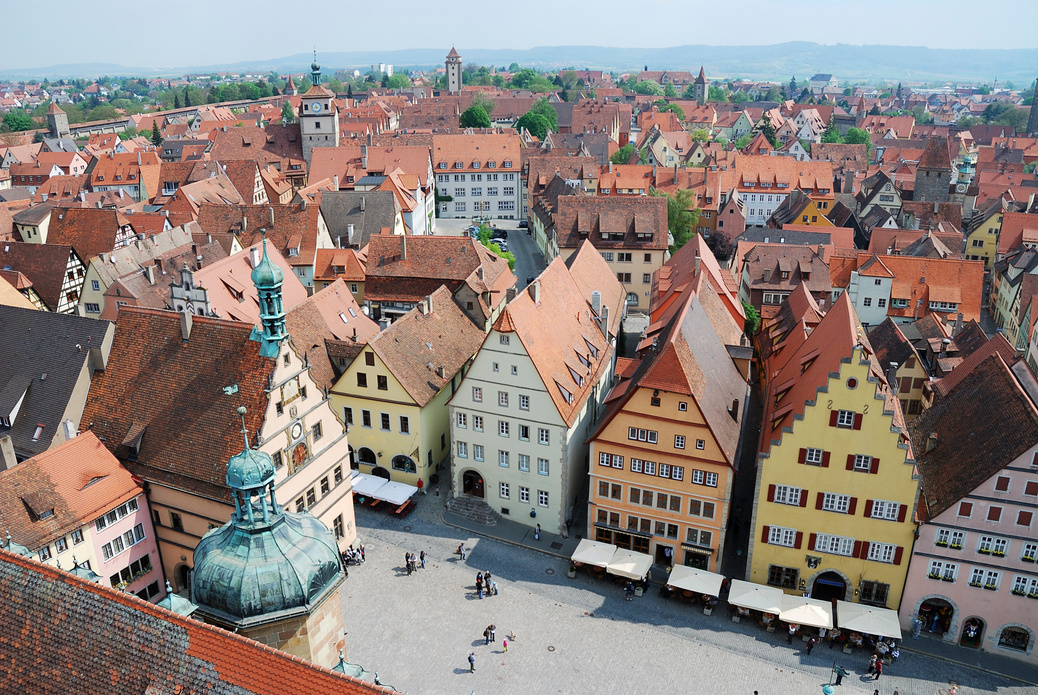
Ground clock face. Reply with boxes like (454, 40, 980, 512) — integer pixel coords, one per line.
(312, 102, 322, 113)
(291, 422, 303, 440)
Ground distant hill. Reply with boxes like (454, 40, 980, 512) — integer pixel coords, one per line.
(3, 43, 1036, 84)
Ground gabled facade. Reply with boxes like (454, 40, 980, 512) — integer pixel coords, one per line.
(748, 292, 919, 610)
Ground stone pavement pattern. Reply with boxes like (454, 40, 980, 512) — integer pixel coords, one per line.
(339, 498, 1032, 695)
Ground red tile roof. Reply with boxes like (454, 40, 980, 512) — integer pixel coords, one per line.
(553, 195, 669, 251)
(47, 207, 132, 261)
(931, 333, 1018, 399)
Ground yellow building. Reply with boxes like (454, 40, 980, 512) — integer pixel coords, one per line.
(964, 199, 1004, 270)
(748, 288, 919, 610)
(330, 286, 486, 488)
(587, 275, 748, 570)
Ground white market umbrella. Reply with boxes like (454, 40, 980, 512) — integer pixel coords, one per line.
(350, 473, 388, 498)
(606, 547, 653, 580)
(726, 580, 785, 614)
(836, 601, 903, 640)
(570, 539, 616, 568)
(371, 481, 418, 506)
(667, 565, 725, 595)
(779, 594, 834, 629)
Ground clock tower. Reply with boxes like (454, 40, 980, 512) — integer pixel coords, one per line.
(299, 54, 339, 165)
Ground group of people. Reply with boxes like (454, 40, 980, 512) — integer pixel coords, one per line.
(475, 570, 498, 598)
(404, 550, 427, 575)
(340, 544, 364, 577)
(468, 625, 513, 672)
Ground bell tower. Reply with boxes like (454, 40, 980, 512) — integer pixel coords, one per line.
(445, 47, 462, 94)
(249, 232, 289, 358)
(299, 52, 339, 164)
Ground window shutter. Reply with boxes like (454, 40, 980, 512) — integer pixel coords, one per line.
(829, 410, 839, 427)
(1019, 510, 1033, 526)
(870, 458, 880, 475)
(847, 497, 857, 515)
(846, 454, 855, 471)
(897, 504, 907, 523)
(809, 533, 817, 551)
(860, 541, 870, 559)
(816, 492, 824, 510)
(864, 500, 874, 518)
(798, 448, 807, 463)
(761, 525, 771, 544)
(794, 531, 803, 549)
(853, 413, 863, 430)
(799, 491, 808, 508)
(893, 546, 904, 565)
(852, 540, 863, 558)
(767, 484, 776, 502)
(821, 451, 830, 467)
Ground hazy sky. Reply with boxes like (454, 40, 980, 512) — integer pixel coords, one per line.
(4, 0, 1036, 71)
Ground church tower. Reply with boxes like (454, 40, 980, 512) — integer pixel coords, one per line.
(249, 233, 289, 357)
(299, 53, 339, 164)
(46, 102, 70, 139)
(446, 47, 462, 94)
(694, 66, 708, 106)
(914, 136, 952, 203)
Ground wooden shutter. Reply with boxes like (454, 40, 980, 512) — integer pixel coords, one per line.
(761, 525, 771, 543)
(893, 546, 904, 565)
(852, 540, 863, 558)
(799, 490, 808, 507)
(863, 500, 874, 518)
(860, 541, 871, 559)
(794, 531, 804, 549)
(1019, 511, 1033, 527)
(847, 497, 858, 515)
(870, 458, 880, 474)
(809, 533, 818, 551)
(829, 410, 839, 427)
(846, 454, 856, 471)
(767, 484, 776, 502)
(897, 504, 907, 523)
(816, 492, 825, 510)
(821, 451, 831, 467)
(853, 413, 863, 430)
(798, 448, 807, 463)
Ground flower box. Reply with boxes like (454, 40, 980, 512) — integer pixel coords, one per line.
(935, 541, 948, 547)
(1012, 589, 1026, 596)
(1028, 592, 1038, 599)
(978, 549, 991, 555)
(949, 544, 963, 550)
(928, 573, 941, 580)
(942, 576, 955, 582)
(992, 551, 1005, 557)
(969, 581, 983, 587)
(1022, 556, 1035, 563)
(984, 584, 998, 590)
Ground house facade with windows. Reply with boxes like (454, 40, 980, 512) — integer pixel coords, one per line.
(433, 133, 522, 220)
(448, 241, 625, 535)
(329, 286, 485, 488)
(900, 353, 1038, 664)
(586, 273, 748, 570)
(0, 432, 164, 603)
(747, 290, 919, 609)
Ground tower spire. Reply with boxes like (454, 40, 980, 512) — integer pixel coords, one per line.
(249, 230, 288, 357)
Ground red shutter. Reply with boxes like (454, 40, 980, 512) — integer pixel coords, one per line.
(1025, 481, 1038, 496)
(893, 546, 904, 565)
(860, 541, 870, 559)
(853, 413, 863, 430)
(897, 504, 907, 523)
(799, 490, 808, 507)
(794, 531, 803, 549)
(767, 484, 776, 502)
(852, 540, 863, 558)
(816, 492, 825, 510)
(846, 454, 856, 471)
(809, 533, 817, 551)
(798, 448, 807, 463)
(847, 497, 858, 515)
(761, 525, 771, 543)
(821, 451, 831, 468)
(829, 410, 839, 427)
(870, 458, 880, 474)
(1019, 511, 1034, 527)
(864, 500, 874, 518)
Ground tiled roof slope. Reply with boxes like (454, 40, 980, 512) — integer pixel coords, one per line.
(564, 239, 627, 338)
(911, 354, 1038, 521)
(0, 432, 139, 551)
(651, 234, 744, 328)
(208, 124, 305, 170)
(47, 207, 129, 261)
(370, 286, 484, 406)
(866, 318, 919, 374)
(553, 195, 669, 251)
(193, 241, 309, 324)
(0, 549, 396, 695)
(81, 308, 275, 502)
(931, 333, 1018, 398)
(194, 202, 323, 268)
(0, 241, 77, 311)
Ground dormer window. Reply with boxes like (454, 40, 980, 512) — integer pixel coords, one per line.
(455, 162, 463, 169)
(472, 161, 480, 169)
(503, 160, 512, 168)
(438, 162, 447, 169)
(487, 161, 496, 169)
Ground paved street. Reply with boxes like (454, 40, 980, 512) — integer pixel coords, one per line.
(432, 216, 545, 291)
(339, 497, 1033, 695)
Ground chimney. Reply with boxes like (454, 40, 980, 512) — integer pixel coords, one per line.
(241, 216, 248, 234)
(886, 361, 899, 391)
(953, 312, 963, 336)
(728, 398, 739, 421)
(144, 264, 156, 285)
(599, 305, 609, 339)
(155, 258, 163, 274)
(529, 280, 541, 304)
(269, 207, 275, 227)
(940, 338, 951, 357)
(0, 435, 15, 471)
(347, 223, 355, 242)
(694, 249, 701, 275)
(249, 244, 261, 268)
(608, 161, 613, 173)
(333, 174, 339, 190)
(136, 152, 141, 165)
(591, 290, 602, 315)
(180, 310, 192, 341)
(401, 235, 407, 260)
(206, 233, 212, 244)
(360, 197, 365, 212)
(926, 432, 938, 453)
(506, 286, 517, 302)
(361, 144, 368, 169)
(933, 201, 939, 214)
(418, 299, 428, 315)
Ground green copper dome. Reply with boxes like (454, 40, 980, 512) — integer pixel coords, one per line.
(250, 237, 284, 288)
(226, 447, 275, 489)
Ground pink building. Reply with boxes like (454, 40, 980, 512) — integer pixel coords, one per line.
(901, 353, 1038, 664)
(90, 489, 163, 600)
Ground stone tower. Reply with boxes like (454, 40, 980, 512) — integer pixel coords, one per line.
(249, 232, 289, 357)
(299, 54, 339, 164)
(914, 136, 952, 203)
(46, 102, 70, 139)
(446, 47, 462, 94)
(694, 66, 708, 106)
(190, 407, 347, 667)
(1027, 78, 1038, 137)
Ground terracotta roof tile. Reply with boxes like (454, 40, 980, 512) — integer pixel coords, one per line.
(0, 241, 79, 311)
(47, 207, 132, 261)
(553, 195, 668, 251)
(932, 333, 1019, 398)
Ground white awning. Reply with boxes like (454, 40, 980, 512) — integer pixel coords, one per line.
(836, 601, 903, 640)
(371, 481, 417, 506)
(779, 595, 834, 629)
(667, 565, 725, 596)
(606, 548, 653, 580)
(570, 539, 616, 568)
(726, 580, 784, 614)
(350, 473, 388, 498)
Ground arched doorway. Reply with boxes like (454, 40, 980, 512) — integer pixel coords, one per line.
(960, 617, 984, 649)
(358, 447, 376, 466)
(811, 571, 846, 602)
(392, 455, 417, 474)
(371, 466, 391, 481)
(348, 445, 358, 470)
(997, 625, 1032, 653)
(462, 470, 484, 498)
(918, 598, 954, 637)
(175, 563, 191, 594)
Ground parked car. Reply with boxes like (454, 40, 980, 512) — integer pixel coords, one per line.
(490, 229, 508, 240)
(518, 220, 528, 228)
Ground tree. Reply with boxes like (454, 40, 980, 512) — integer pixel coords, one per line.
(788, 76, 797, 97)
(705, 232, 733, 263)
(896, 82, 903, 100)
(459, 104, 491, 128)
(977, 85, 991, 95)
(654, 189, 700, 252)
(798, 87, 811, 103)
(663, 82, 677, 98)
(508, 62, 520, 72)
(510, 68, 539, 89)
(528, 97, 558, 132)
(821, 115, 841, 143)
(174, 93, 181, 109)
(487, 242, 516, 270)
(657, 102, 685, 121)
(843, 126, 872, 158)
(869, 104, 881, 116)
(759, 113, 777, 147)
(742, 300, 761, 336)
(183, 87, 191, 107)
(732, 91, 750, 103)
(515, 112, 549, 138)
(633, 81, 664, 96)
(735, 134, 752, 149)
(386, 74, 410, 90)
(150, 121, 162, 146)
(471, 91, 496, 118)
(610, 144, 635, 165)
(2, 111, 33, 131)
(281, 101, 295, 124)
(764, 86, 782, 102)
(346, 83, 353, 99)
(689, 128, 710, 142)
(708, 85, 727, 102)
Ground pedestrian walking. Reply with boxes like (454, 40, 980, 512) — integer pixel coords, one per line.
(874, 660, 883, 680)
(867, 654, 877, 675)
(484, 570, 492, 585)
(406, 553, 413, 576)
(359, 543, 365, 562)
(489, 624, 496, 642)
(624, 581, 634, 601)
(806, 638, 817, 654)
(834, 665, 848, 686)
(420, 551, 427, 569)
(483, 627, 491, 645)
(492, 581, 498, 596)
(503, 638, 508, 652)
(476, 572, 483, 590)
(534, 524, 541, 541)
(787, 623, 797, 644)
(468, 652, 476, 672)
